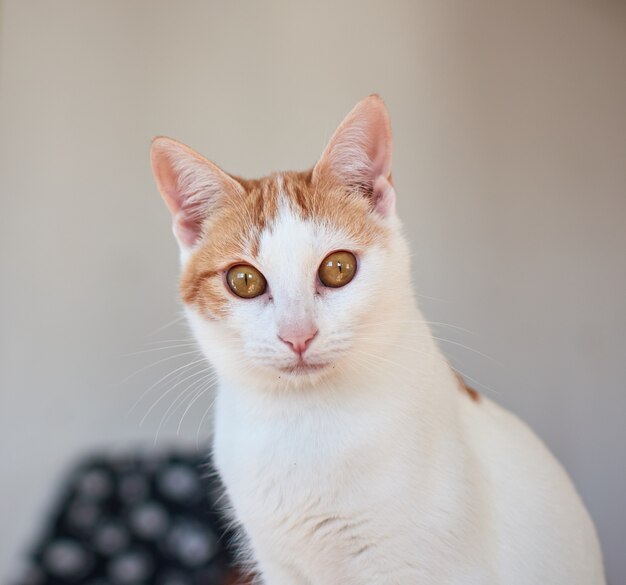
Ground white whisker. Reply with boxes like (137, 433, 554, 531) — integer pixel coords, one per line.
(126, 355, 207, 416)
(140, 365, 211, 427)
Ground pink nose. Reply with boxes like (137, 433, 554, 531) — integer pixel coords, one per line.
(278, 327, 318, 356)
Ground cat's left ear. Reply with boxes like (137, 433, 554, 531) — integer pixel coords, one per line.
(313, 94, 395, 218)
(150, 137, 243, 250)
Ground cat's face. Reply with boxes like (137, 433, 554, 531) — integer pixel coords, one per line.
(151, 96, 412, 389)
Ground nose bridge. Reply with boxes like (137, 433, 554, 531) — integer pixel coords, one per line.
(261, 210, 318, 333)
(275, 290, 315, 331)
(275, 292, 318, 356)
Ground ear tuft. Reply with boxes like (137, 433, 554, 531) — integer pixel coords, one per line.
(150, 137, 242, 249)
(313, 95, 395, 217)
(372, 175, 396, 217)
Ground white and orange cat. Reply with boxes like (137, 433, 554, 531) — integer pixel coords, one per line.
(150, 96, 604, 584)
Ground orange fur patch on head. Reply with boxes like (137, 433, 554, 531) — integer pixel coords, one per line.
(179, 169, 388, 318)
(281, 170, 388, 246)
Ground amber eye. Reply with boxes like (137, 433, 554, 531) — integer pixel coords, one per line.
(226, 264, 267, 298)
(318, 251, 357, 288)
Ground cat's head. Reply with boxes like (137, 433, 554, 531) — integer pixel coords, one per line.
(151, 96, 414, 390)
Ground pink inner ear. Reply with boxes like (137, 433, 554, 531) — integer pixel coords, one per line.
(152, 143, 207, 248)
(314, 95, 394, 217)
(151, 137, 242, 250)
(151, 141, 185, 217)
(173, 212, 204, 249)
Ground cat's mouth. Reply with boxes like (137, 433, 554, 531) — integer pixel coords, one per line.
(277, 361, 330, 375)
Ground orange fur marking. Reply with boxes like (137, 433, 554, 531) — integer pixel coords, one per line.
(454, 371, 480, 402)
(180, 169, 388, 318)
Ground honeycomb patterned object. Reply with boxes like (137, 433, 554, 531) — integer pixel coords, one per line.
(15, 450, 249, 585)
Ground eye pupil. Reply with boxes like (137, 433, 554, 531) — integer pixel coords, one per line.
(318, 251, 357, 288)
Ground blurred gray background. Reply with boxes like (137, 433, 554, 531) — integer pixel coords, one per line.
(1, 0, 625, 582)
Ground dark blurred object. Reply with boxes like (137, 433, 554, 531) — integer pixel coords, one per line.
(15, 449, 250, 585)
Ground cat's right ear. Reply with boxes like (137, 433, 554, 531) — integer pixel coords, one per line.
(150, 137, 243, 250)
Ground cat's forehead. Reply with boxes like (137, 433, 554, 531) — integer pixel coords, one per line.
(256, 191, 356, 274)
(208, 170, 387, 261)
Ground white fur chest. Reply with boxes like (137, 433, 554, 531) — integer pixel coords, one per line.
(211, 376, 491, 584)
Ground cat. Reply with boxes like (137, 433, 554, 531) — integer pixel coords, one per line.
(150, 95, 605, 584)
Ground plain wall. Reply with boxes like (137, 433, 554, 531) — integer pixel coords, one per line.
(1, 0, 625, 581)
